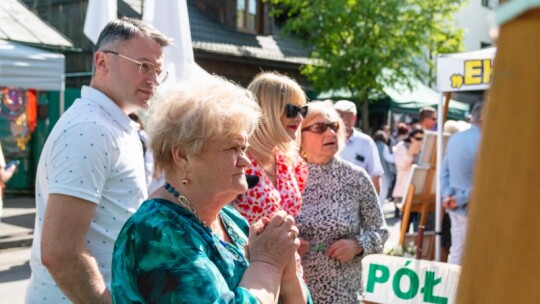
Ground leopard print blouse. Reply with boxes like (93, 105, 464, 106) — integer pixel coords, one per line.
(296, 157, 389, 304)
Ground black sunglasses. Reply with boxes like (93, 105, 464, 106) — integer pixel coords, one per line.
(285, 104, 308, 118)
(301, 122, 339, 134)
(413, 136, 424, 141)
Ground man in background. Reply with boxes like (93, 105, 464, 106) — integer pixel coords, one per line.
(334, 100, 384, 193)
(441, 102, 483, 265)
(419, 106, 437, 131)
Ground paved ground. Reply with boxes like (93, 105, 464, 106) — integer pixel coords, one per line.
(0, 247, 30, 303)
(0, 195, 34, 303)
(0, 195, 35, 250)
(0, 195, 401, 303)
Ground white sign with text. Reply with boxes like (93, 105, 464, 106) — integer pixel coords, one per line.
(362, 255, 461, 304)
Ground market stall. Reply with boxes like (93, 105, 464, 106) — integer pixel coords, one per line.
(0, 39, 65, 189)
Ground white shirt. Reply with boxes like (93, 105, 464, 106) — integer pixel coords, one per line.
(26, 86, 147, 303)
(339, 129, 384, 177)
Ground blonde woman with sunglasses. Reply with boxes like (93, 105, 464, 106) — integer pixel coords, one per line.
(233, 72, 308, 225)
(295, 101, 389, 304)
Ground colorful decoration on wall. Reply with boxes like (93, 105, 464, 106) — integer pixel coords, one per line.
(1, 88, 26, 121)
(26, 90, 37, 133)
(0, 87, 38, 151)
(10, 113, 30, 150)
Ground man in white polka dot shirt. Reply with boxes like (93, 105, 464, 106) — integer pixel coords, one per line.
(26, 18, 171, 303)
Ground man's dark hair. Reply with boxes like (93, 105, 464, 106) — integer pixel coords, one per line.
(94, 17, 172, 52)
(419, 106, 436, 122)
(373, 130, 388, 144)
(397, 123, 409, 136)
(404, 128, 424, 143)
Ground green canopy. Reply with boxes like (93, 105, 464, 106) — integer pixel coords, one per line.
(316, 78, 470, 120)
(384, 77, 469, 119)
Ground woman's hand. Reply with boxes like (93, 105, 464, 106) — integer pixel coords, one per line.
(241, 213, 299, 304)
(327, 239, 363, 262)
(279, 248, 308, 304)
(281, 245, 299, 285)
(244, 217, 269, 260)
(409, 140, 422, 156)
(298, 238, 309, 258)
(248, 210, 300, 272)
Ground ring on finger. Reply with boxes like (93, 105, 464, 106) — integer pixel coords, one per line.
(290, 231, 298, 239)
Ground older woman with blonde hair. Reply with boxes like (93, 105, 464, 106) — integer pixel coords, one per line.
(233, 72, 308, 224)
(296, 101, 388, 303)
(111, 75, 310, 303)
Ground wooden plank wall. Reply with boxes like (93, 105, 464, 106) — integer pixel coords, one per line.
(456, 7, 540, 304)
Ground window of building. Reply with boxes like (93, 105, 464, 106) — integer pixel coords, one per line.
(236, 0, 259, 33)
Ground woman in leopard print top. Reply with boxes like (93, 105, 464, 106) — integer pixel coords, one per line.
(296, 101, 389, 303)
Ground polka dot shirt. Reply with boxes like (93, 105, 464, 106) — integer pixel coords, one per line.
(27, 86, 147, 302)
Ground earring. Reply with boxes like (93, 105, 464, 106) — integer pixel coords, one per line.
(182, 171, 189, 185)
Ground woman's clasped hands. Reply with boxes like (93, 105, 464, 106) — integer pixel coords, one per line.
(247, 210, 300, 273)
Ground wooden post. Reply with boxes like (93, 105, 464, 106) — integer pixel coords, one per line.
(456, 8, 540, 303)
(415, 225, 425, 259)
(398, 184, 415, 245)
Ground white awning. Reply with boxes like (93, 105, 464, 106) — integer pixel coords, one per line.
(0, 40, 65, 91)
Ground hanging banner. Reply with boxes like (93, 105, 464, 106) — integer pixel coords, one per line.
(362, 254, 461, 304)
(25, 89, 37, 133)
(143, 0, 208, 91)
(436, 48, 496, 92)
(83, 0, 117, 44)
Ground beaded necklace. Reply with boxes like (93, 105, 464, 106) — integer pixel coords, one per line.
(164, 182, 203, 223)
(163, 182, 246, 264)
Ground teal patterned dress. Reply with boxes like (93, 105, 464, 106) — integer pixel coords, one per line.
(111, 198, 259, 303)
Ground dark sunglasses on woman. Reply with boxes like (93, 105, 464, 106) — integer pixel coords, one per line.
(301, 122, 339, 134)
(285, 104, 308, 118)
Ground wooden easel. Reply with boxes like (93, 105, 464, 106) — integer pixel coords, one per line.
(398, 165, 437, 247)
(398, 131, 438, 246)
(398, 94, 452, 252)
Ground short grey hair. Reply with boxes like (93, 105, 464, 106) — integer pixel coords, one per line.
(470, 102, 483, 123)
(94, 17, 172, 52)
(333, 100, 357, 115)
(148, 75, 262, 169)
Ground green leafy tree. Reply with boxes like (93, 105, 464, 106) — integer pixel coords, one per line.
(269, 0, 464, 132)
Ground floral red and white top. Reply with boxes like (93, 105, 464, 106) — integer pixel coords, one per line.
(233, 150, 307, 224)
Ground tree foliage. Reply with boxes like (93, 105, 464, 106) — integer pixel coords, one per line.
(269, 0, 464, 130)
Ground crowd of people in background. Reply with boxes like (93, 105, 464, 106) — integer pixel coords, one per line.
(25, 16, 481, 304)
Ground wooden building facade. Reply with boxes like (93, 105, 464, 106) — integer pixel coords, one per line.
(21, 0, 311, 89)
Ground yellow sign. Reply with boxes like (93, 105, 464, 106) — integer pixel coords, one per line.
(450, 59, 493, 89)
